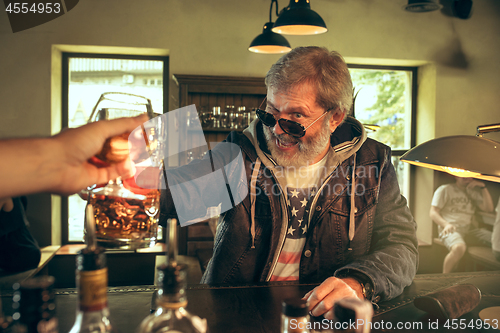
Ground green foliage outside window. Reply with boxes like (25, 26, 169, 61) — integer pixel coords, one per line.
(349, 68, 410, 150)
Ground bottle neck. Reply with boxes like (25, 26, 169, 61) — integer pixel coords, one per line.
(155, 292, 188, 310)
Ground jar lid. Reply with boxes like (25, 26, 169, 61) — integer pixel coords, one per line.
(282, 298, 308, 317)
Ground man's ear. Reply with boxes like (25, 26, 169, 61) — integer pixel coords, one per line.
(329, 110, 345, 132)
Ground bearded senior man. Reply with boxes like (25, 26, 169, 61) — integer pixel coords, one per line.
(161, 46, 418, 319)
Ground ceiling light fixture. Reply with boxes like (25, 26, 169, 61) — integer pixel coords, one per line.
(272, 0, 327, 35)
(249, 0, 292, 54)
(404, 0, 442, 13)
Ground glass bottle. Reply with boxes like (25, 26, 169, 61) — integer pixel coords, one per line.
(281, 298, 309, 333)
(138, 218, 207, 333)
(333, 298, 373, 333)
(69, 246, 115, 333)
(12, 276, 58, 333)
(68, 204, 116, 333)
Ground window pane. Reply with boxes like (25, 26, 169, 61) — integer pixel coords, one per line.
(67, 57, 164, 242)
(349, 69, 412, 150)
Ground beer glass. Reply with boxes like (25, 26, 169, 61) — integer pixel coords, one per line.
(85, 92, 161, 250)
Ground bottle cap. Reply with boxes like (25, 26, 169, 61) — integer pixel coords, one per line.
(157, 263, 187, 293)
(282, 298, 309, 317)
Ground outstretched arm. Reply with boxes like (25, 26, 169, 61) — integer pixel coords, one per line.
(0, 115, 148, 199)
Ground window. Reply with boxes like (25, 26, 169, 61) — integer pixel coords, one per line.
(62, 53, 168, 243)
(349, 65, 417, 203)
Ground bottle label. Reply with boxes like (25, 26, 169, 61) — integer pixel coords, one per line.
(78, 268, 108, 312)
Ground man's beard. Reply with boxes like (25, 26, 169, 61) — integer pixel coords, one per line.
(263, 122, 331, 168)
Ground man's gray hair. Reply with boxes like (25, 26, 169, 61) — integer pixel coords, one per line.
(265, 46, 353, 115)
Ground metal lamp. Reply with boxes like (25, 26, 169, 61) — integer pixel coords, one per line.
(249, 22, 291, 54)
(403, 0, 442, 12)
(400, 123, 500, 183)
(272, 0, 327, 35)
(249, 0, 292, 54)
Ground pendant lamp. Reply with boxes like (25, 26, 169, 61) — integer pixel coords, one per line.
(272, 0, 327, 35)
(400, 123, 500, 183)
(403, 0, 442, 13)
(249, 0, 292, 54)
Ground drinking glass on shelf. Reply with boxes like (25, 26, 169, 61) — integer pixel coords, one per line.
(212, 106, 221, 128)
(231, 112, 241, 129)
(220, 111, 229, 129)
(85, 92, 161, 250)
(224, 105, 235, 129)
(251, 108, 257, 123)
(242, 109, 251, 128)
(237, 106, 246, 129)
(199, 106, 210, 128)
(187, 109, 199, 128)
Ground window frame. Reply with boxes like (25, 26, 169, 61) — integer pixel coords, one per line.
(348, 64, 418, 208)
(60, 52, 169, 245)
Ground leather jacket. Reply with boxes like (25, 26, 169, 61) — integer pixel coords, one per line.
(160, 117, 418, 303)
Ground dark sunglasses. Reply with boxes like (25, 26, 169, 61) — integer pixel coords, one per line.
(256, 101, 329, 138)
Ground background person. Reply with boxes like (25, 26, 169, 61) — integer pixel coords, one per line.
(430, 177, 494, 273)
(160, 46, 418, 320)
(0, 197, 41, 272)
(492, 197, 500, 261)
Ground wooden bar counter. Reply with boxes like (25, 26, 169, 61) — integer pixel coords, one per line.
(1, 271, 499, 332)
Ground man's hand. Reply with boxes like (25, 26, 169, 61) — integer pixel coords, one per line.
(303, 276, 363, 320)
(467, 179, 486, 190)
(49, 114, 149, 195)
(441, 223, 456, 237)
(0, 114, 149, 199)
(0, 198, 14, 212)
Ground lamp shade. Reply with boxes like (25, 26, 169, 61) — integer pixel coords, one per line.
(403, 0, 442, 12)
(272, 0, 327, 35)
(400, 135, 500, 183)
(249, 22, 292, 54)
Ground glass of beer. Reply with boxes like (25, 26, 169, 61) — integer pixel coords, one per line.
(85, 92, 161, 250)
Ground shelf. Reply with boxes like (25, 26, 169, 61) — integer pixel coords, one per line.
(188, 127, 245, 133)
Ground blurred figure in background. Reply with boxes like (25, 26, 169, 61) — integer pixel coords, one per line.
(0, 197, 40, 272)
(430, 177, 494, 273)
(492, 197, 500, 261)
